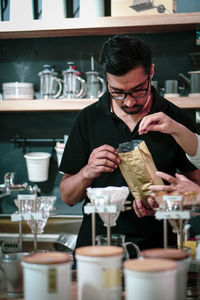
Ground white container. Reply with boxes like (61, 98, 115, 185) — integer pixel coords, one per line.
(75, 246, 123, 300)
(124, 258, 177, 300)
(141, 248, 190, 300)
(80, 0, 105, 18)
(3, 82, 34, 100)
(21, 252, 72, 300)
(24, 152, 51, 182)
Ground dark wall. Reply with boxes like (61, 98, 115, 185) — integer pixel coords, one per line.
(0, 31, 199, 223)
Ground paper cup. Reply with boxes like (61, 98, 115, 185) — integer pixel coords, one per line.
(24, 152, 51, 182)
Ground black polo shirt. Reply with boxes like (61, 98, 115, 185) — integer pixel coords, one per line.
(59, 88, 198, 254)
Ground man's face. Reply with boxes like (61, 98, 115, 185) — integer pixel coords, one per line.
(107, 66, 152, 115)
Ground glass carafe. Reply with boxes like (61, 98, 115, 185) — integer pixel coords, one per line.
(38, 65, 62, 99)
(95, 234, 141, 261)
(62, 62, 86, 99)
(85, 71, 106, 99)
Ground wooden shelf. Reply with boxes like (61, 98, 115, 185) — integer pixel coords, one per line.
(0, 97, 200, 112)
(0, 12, 199, 39)
(0, 99, 98, 112)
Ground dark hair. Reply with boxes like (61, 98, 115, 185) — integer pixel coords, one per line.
(99, 35, 152, 76)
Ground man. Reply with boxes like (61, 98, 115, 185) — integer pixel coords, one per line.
(59, 35, 200, 255)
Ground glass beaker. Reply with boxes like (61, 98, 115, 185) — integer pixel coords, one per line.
(85, 71, 106, 99)
(62, 62, 86, 99)
(95, 233, 141, 260)
(38, 65, 62, 99)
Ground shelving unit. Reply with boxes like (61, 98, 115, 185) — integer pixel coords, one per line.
(0, 12, 199, 111)
(0, 97, 200, 112)
(0, 12, 199, 39)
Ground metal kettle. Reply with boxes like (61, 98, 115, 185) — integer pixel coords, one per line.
(179, 71, 200, 96)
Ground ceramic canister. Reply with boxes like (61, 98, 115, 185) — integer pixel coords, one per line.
(141, 248, 189, 300)
(124, 258, 177, 300)
(75, 246, 123, 300)
(21, 252, 72, 300)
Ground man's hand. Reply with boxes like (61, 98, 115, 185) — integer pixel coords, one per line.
(133, 197, 158, 218)
(82, 144, 120, 180)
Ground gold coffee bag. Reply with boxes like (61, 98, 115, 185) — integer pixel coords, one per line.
(118, 140, 163, 209)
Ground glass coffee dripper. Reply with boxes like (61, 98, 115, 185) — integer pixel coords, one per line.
(62, 62, 86, 98)
(14, 196, 56, 234)
(38, 64, 62, 99)
(154, 191, 200, 248)
(85, 71, 106, 99)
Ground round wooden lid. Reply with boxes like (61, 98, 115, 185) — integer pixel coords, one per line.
(22, 252, 72, 265)
(124, 258, 177, 272)
(141, 248, 189, 260)
(75, 246, 123, 257)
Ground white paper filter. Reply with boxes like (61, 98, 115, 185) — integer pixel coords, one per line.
(87, 186, 129, 226)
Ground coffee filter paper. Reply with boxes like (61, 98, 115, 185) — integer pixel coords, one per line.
(86, 186, 129, 226)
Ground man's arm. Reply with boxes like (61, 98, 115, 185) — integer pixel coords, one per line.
(60, 144, 120, 206)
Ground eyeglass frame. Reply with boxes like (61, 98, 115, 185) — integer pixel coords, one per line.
(108, 73, 151, 101)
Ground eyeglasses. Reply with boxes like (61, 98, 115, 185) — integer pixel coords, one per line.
(109, 74, 150, 101)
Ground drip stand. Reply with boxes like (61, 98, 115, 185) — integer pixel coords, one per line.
(11, 194, 43, 252)
(155, 194, 192, 249)
(84, 195, 118, 246)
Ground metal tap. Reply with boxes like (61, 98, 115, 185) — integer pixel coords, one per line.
(0, 172, 40, 199)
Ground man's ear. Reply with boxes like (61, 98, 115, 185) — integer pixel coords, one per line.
(150, 64, 155, 79)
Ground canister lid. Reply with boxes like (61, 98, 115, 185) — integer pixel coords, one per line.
(75, 246, 123, 257)
(141, 248, 189, 260)
(22, 252, 72, 265)
(124, 258, 177, 272)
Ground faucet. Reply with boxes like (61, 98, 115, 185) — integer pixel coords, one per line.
(0, 172, 40, 199)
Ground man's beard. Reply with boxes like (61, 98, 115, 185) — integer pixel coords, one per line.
(121, 105, 143, 115)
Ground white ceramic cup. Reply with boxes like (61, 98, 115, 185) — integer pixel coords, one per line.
(76, 246, 123, 300)
(24, 152, 51, 182)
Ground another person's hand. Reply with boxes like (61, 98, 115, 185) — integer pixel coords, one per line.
(149, 171, 200, 193)
(82, 144, 120, 180)
(133, 197, 158, 218)
(138, 112, 178, 135)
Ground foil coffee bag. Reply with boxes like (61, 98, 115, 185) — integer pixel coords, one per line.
(118, 140, 163, 209)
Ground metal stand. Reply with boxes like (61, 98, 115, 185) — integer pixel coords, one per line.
(155, 210, 191, 249)
(84, 202, 118, 246)
(11, 194, 43, 252)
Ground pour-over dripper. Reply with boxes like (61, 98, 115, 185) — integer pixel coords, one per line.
(154, 191, 200, 248)
(86, 186, 130, 227)
(14, 196, 56, 233)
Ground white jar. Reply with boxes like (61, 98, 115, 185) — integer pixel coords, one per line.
(75, 246, 123, 300)
(21, 252, 72, 300)
(141, 248, 189, 300)
(124, 258, 177, 300)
